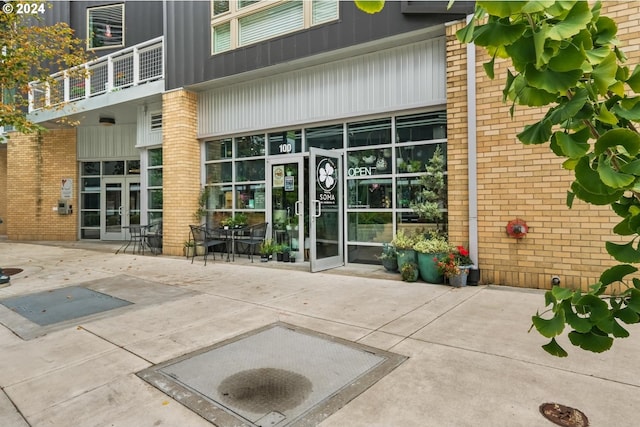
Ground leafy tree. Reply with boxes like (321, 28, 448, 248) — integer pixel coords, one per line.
(0, 0, 88, 134)
(356, 0, 640, 356)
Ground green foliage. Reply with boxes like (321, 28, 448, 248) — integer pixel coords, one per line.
(411, 146, 447, 229)
(0, 1, 89, 133)
(355, 0, 640, 356)
(458, 0, 640, 357)
(391, 229, 418, 250)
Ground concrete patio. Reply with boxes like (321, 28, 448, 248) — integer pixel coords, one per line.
(0, 240, 638, 426)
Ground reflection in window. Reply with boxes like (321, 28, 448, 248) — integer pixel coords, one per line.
(347, 212, 392, 243)
(103, 161, 124, 175)
(236, 159, 265, 182)
(268, 129, 302, 155)
(206, 162, 232, 183)
(148, 189, 163, 209)
(396, 111, 447, 143)
(149, 148, 163, 166)
(347, 178, 392, 209)
(347, 118, 391, 148)
(148, 169, 163, 186)
(213, 0, 229, 15)
(236, 134, 265, 157)
(210, 185, 234, 209)
(82, 162, 100, 176)
(306, 124, 343, 150)
(396, 143, 446, 174)
(206, 139, 233, 161)
(236, 183, 266, 209)
(88, 4, 124, 49)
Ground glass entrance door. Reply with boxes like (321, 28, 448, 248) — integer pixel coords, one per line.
(269, 156, 306, 262)
(309, 147, 343, 272)
(101, 177, 141, 240)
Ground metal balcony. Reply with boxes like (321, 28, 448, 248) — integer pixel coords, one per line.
(29, 37, 164, 113)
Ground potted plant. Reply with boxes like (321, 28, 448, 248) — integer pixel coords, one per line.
(273, 244, 284, 261)
(259, 239, 273, 262)
(411, 146, 447, 233)
(391, 229, 418, 271)
(435, 246, 474, 287)
(377, 243, 398, 272)
(281, 245, 291, 262)
(413, 235, 451, 284)
(183, 240, 205, 258)
(193, 187, 210, 223)
(233, 212, 248, 228)
(400, 261, 419, 282)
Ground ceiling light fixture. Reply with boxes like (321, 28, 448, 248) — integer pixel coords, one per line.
(99, 117, 115, 126)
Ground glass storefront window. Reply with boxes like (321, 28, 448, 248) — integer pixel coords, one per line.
(236, 134, 265, 158)
(347, 178, 392, 209)
(206, 162, 232, 183)
(347, 147, 392, 173)
(236, 183, 266, 210)
(306, 124, 343, 150)
(103, 161, 125, 175)
(148, 169, 163, 187)
(149, 148, 163, 166)
(82, 162, 100, 176)
(148, 189, 163, 210)
(81, 192, 100, 210)
(396, 143, 445, 174)
(206, 139, 233, 160)
(81, 211, 100, 227)
(236, 159, 265, 182)
(268, 129, 302, 155)
(209, 185, 234, 209)
(396, 111, 447, 143)
(127, 160, 140, 174)
(82, 178, 100, 191)
(347, 118, 391, 148)
(396, 176, 422, 209)
(347, 212, 392, 243)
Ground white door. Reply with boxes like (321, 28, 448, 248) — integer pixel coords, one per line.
(101, 177, 141, 240)
(309, 148, 344, 272)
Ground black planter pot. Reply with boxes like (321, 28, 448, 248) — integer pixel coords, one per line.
(467, 268, 481, 286)
(277, 253, 284, 262)
(283, 252, 290, 262)
(260, 255, 269, 262)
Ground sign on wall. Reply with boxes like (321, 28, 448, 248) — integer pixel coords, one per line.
(61, 178, 73, 199)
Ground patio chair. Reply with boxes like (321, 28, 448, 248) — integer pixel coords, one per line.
(188, 224, 227, 265)
(235, 222, 268, 262)
(147, 220, 163, 255)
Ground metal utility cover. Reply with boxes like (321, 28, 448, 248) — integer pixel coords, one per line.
(138, 322, 407, 427)
(0, 286, 132, 326)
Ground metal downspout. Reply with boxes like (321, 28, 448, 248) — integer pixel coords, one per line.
(466, 29, 479, 268)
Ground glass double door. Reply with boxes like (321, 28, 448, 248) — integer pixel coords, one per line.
(101, 177, 141, 240)
(269, 148, 343, 272)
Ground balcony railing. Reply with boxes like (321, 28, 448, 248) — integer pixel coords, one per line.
(29, 36, 164, 112)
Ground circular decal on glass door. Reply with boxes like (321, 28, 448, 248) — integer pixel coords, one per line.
(316, 158, 337, 192)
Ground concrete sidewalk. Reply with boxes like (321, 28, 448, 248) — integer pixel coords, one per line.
(0, 240, 638, 426)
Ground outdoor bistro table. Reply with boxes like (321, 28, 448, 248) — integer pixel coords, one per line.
(116, 224, 151, 255)
(217, 226, 249, 261)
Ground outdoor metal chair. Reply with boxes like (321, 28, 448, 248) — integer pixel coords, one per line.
(188, 224, 227, 265)
(235, 222, 268, 263)
(147, 220, 163, 255)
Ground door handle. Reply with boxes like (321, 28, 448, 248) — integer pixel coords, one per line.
(118, 205, 123, 215)
(312, 200, 321, 218)
(295, 201, 301, 216)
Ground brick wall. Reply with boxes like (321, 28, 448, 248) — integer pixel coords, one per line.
(0, 145, 6, 235)
(445, 3, 640, 290)
(162, 89, 200, 256)
(6, 129, 77, 240)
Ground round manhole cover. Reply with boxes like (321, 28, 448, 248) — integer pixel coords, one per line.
(218, 368, 312, 413)
(540, 403, 589, 427)
(1, 268, 23, 276)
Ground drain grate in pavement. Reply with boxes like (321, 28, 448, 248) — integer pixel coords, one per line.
(0, 286, 132, 326)
(138, 322, 407, 427)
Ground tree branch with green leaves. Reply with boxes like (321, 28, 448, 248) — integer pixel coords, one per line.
(356, 0, 640, 356)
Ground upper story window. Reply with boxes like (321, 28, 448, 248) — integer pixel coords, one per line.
(88, 4, 125, 50)
(211, 0, 338, 54)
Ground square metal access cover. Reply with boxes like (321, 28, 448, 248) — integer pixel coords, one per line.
(0, 286, 132, 326)
(138, 322, 406, 427)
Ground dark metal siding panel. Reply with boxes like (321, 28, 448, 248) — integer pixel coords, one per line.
(45, 1, 71, 27)
(166, 1, 466, 90)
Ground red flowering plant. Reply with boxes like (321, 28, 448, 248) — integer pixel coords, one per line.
(434, 246, 473, 277)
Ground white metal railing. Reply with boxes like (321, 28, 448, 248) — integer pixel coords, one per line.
(29, 36, 164, 112)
